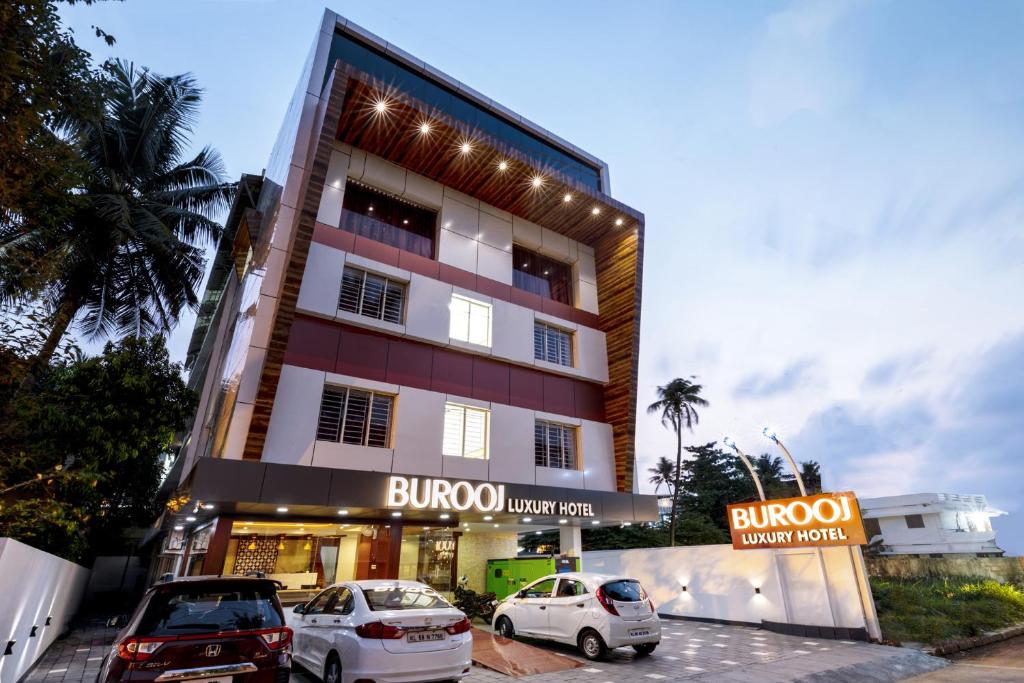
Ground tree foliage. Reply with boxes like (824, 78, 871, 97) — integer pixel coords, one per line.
(0, 335, 195, 561)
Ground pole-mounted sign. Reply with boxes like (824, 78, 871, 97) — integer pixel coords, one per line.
(727, 491, 867, 550)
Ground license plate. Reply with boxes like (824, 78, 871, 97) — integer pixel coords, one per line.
(629, 629, 650, 638)
(186, 678, 229, 683)
(407, 629, 446, 643)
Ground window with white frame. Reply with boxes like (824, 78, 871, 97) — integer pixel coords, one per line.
(534, 420, 576, 469)
(449, 294, 491, 347)
(316, 385, 393, 448)
(442, 403, 489, 459)
(338, 266, 405, 324)
(534, 321, 572, 366)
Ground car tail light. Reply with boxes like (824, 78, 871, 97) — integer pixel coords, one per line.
(355, 621, 405, 639)
(445, 618, 471, 635)
(257, 626, 293, 650)
(595, 587, 619, 616)
(646, 598, 655, 612)
(116, 637, 168, 661)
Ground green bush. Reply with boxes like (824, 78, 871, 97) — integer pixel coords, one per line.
(871, 576, 1024, 645)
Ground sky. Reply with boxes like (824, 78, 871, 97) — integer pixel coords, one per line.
(61, 1, 1024, 554)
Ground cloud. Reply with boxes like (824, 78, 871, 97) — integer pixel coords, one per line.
(733, 358, 817, 398)
(863, 350, 930, 388)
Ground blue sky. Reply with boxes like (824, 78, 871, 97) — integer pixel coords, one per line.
(61, 1, 1024, 553)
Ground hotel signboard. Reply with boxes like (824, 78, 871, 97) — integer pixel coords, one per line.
(727, 491, 867, 550)
(386, 475, 597, 517)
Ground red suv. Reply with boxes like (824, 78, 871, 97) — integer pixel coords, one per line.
(98, 576, 292, 683)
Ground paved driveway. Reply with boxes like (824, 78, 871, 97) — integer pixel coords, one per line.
(902, 635, 1024, 683)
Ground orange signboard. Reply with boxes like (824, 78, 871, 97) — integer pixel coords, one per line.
(727, 491, 868, 550)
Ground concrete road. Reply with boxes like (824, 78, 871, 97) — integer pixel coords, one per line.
(903, 636, 1024, 682)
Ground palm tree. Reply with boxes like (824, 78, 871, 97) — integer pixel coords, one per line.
(801, 460, 822, 494)
(0, 61, 233, 372)
(754, 454, 787, 497)
(647, 456, 676, 497)
(646, 377, 709, 546)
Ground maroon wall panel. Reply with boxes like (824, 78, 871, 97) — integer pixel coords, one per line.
(430, 348, 474, 395)
(386, 338, 434, 387)
(438, 263, 477, 291)
(283, 316, 340, 371)
(573, 380, 606, 422)
(472, 357, 510, 404)
(398, 250, 440, 279)
(508, 366, 545, 411)
(314, 222, 356, 253)
(337, 326, 389, 381)
(542, 374, 576, 416)
(353, 235, 401, 268)
(475, 278, 511, 302)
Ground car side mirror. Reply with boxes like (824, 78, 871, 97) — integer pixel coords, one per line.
(292, 603, 306, 614)
(105, 615, 127, 628)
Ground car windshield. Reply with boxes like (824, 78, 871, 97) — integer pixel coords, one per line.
(601, 579, 647, 602)
(362, 585, 452, 611)
(138, 581, 283, 636)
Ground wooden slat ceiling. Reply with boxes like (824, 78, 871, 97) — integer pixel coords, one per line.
(334, 67, 643, 247)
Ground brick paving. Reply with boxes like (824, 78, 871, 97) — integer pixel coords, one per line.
(29, 618, 946, 683)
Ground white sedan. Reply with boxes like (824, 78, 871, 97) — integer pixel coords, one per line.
(492, 572, 660, 660)
(288, 580, 473, 683)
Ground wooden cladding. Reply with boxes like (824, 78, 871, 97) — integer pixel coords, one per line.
(241, 68, 351, 461)
(334, 71, 643, 248)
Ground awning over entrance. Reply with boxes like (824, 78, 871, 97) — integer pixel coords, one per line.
(175, 458, 659, 529)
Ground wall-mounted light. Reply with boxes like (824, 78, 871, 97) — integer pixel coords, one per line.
(754, 587, 761, 594)
(681, 585, 688, 592)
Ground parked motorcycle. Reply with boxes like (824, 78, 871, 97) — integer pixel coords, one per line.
(453, 575, 497, 623)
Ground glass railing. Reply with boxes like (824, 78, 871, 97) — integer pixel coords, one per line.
(339, 209, 434, 258)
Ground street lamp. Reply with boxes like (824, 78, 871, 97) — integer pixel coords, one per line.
(762, 427, 807, 496)
(723, 436, 766, 501)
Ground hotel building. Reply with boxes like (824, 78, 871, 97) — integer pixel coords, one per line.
(157, 9, 656, 597)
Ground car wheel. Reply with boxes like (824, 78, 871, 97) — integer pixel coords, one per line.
(323, 653, 341, 683)
(633, 643, 657, 656)
(495, 615, 515, 639)
(578, 629, 607, 661)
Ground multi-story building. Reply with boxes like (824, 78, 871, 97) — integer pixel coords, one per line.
(155, 9, 656, 597)
(859, 493, 1006, 557)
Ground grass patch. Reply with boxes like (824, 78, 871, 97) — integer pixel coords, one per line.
(871, 576, 1024, 645)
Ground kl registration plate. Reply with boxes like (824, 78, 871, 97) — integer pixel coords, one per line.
(407, 629, 446, 643)
(629, 629, 650, 638)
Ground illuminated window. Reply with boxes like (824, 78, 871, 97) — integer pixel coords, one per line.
(534, 322, 572, 366)
(442, 403, 489, 459)
(316, 386, 393, 448)
(513, 245, 573, 305)
(449, 294, 491, 347)
(534, 420, 576, 469)
(338, 266, 405, 324)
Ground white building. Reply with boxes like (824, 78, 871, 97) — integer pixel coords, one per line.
(858, 493, 1006, 557)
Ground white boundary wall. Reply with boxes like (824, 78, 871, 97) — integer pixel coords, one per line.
(584, 544, 880, 639)
(0, 538, 90, 683)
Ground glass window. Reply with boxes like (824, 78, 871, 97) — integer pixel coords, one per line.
(601, 579, 647, 602)
(304, 588, 337, 615)
(864, 518, 882, 538)
(449, 294, 491, 347)
(317, 386, 393, 448)
(443, 403, 489, 459)
(905, 514, 925, 529)
(523, 579, 556, 598)
(556, 579, 587, 597)
(534, 322, 572, 366)
(534, 420, 576, 469)
(339, 266, 405, 324)
(339, 182, 436, 258)
(138, 581, 283, 636)
(513, 245, 573, 305)
(362, 585, 453, 611)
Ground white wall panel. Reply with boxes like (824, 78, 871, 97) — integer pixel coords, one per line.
(440, 195, 479, 240)
(487, 403, 536, 485)
(437, 228, 478, 273)
(312, 441, 394, 472)
(361, 154, 406, 195)
(405, 273, 453, 345)
(579, 420, 615, 491)
(490, 299, 533, 366)
(392, 387, 445, 476)
(297, 241, 345, 318)
(479, 210, 513, 251)
(263, 365, 324, 466)
(576, 326, 609, 382)
(477, 242, 513, 285)
(536, 466, 585, 489)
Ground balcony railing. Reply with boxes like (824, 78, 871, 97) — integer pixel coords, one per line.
(339, 208, 434, 258)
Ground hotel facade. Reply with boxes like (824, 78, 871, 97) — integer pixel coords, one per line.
(158, 9, 656, 598)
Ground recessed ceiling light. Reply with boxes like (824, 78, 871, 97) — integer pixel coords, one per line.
(483, 515, 493, 521)
(440, 513, 450, 520)
(173, 525, 184, 531)
(276, 507, 288, 513)
(202, 503, 215, 510)
(531, 175, 544, 188)
(391, 511, 402, 517)
(591, 520, 601, 525)
(559, 519, 568, 524)
(498, 160, 509, 171)
(615, 217, 624, 226)
(563, 193, 573, 203)
(373, 98, 389, 114)
(338, 509, 348, 515)
(463, 523, 470, 528)
(368, 206, 374, 212)
(402, 219, 409, 224)
(523, 517, 533, 523)
(591, 207, 601, 215)
(419, 122, 431, 135)
(493, 523, 500, 528)
(623, 522, 632, 526)
(535, 531, 542, 535)
(460, 141, 472, 154)
(185, 516, 196, 522)
(422, 526, 431, 530)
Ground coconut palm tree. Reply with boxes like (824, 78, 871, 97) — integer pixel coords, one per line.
(647, 456, 677, 497)
(647, 377, 709, 546)
(0, 60, 233, 372)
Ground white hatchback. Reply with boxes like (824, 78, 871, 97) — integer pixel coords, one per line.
(492, 572, 660, 660)
(288, 580, 473, 683)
